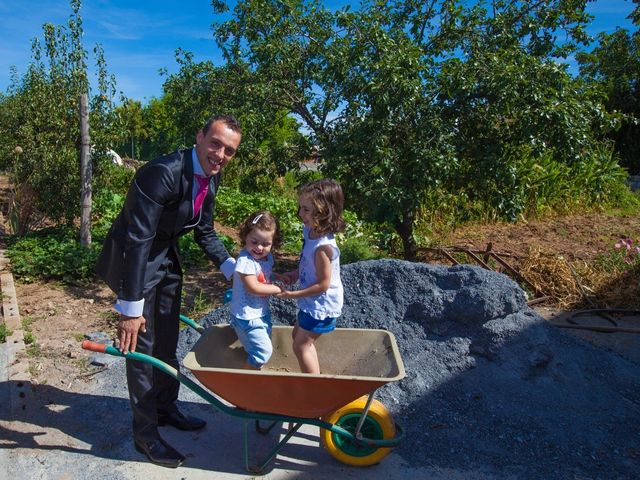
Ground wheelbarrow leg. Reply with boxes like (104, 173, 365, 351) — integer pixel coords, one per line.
(244, 420, 302, 473)
(354, 390, 377, 439)
(255, 419, 279, 435)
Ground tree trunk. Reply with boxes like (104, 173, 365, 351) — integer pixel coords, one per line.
(394, 212, 417, 261)
(79, 93, 92, 247)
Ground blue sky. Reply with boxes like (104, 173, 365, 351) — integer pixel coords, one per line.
(0, 0, 635, 103)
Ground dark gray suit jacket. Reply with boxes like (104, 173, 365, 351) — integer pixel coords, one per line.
(95, 148, 230, 302)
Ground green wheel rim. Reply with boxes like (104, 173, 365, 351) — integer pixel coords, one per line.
(332, 413, 384, 457)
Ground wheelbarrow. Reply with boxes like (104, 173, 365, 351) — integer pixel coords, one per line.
(82, 315, 406, 473)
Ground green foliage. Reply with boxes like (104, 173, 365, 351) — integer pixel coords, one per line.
(517, 144, 633, 217)
(418, 144, 639, 229)
(216, 187, 302, 251)
(160, 51, 308, 189)
(2, 0, 637, 269)
(89, 161, 135, 240)
(184, 288, 216, 319)
(5, 218, 236, 283)
(595, 237, 640, 275)
(6, 227, 100, 283)
(0, 1, 119, 234)
(114, 99, 147, 159)
(0, 324, 11, 343)
(578, 26, 640, 173)
(140, 96, 181, 159)
(339, 236, 387, 265)
(215, 0, 603, 259)
(216, 187, 369, 254)
(22, 315, 37, 347)
(178, 233, 236, 268)
(91, 188, 126, 238)
(23, 330, 35, 346)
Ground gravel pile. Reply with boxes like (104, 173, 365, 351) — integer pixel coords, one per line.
(178, 259, 640, 479)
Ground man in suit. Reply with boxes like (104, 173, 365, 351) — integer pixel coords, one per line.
(95, 114, 241, 468)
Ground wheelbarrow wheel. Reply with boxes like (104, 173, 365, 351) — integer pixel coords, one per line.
(320, 395, 395, 466)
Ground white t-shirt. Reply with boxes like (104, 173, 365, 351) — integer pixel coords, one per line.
(230, 250, 274, 320)
(298, 226, 343, 319)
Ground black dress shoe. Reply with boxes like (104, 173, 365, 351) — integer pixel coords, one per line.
(158, 410, 206, 431)
(134, 437, 185, 468)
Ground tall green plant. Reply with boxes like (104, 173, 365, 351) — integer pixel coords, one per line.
(0, 0, 118, 234)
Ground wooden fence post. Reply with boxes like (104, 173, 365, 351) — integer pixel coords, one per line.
(79, 93, 92, 247)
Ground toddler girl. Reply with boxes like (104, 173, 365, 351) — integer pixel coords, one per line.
(230, 210, 283, 369)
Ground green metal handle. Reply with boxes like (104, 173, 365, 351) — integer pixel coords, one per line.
(179, 314, 205, 333)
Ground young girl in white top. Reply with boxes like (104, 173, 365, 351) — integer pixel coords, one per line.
(230, 211, 283, 369)
(277, 179, 346, 374)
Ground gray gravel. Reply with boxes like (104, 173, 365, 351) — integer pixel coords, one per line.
(178, 259, 640, 480)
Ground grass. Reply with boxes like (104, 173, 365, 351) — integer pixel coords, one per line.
(25, 342, 41, 356)
(0, 323, 11, 343)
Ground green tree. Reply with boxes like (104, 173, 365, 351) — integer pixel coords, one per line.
(577, 11, 640, 174)
(140, 96, 180, 159)
(161, 49, 307, 190)
(215, 0, 602, 259)
(0, 0, 118, 234)
(115, 98, 147, 160)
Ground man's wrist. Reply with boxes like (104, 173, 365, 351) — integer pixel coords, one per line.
(115, 298, 144, 317)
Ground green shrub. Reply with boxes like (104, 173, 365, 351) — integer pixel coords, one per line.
(23, 330, 35, 345)
(91, 190, 126, 238)
(6, 227, 100, 284)
(339, 236, 387, 265)
(217, 187, 370, 254)
(216, 187, 302, 252)
(178, 234, 236, 268)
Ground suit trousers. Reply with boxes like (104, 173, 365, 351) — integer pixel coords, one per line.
(126, 247, 182, 442)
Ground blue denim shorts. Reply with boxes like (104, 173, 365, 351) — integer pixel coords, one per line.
(297, 310, 337, 334)
(230, 314, 273, 368)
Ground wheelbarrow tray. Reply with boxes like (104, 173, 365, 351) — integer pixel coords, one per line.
(183, 325, 405, 418)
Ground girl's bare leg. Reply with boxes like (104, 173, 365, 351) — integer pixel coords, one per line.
(292, 327, 321, 374)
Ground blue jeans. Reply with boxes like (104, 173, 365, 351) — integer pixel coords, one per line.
(230, 314, 273, 368)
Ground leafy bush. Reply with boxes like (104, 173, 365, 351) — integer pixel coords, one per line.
(216, 187, 302, 252)
(178, 234, 236, 268)
(6, 227, 100, 284)
(339, 236, 387, 265)
(91, 189, 126, 238)
(518, 144, 634, 217)
(217, 187, 371, 254)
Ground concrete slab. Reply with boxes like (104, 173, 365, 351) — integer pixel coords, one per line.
(0, 367, 453, 480)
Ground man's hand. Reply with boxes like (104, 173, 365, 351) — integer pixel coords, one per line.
(220, 257, 236, 280)
(117, 314, 146, 353)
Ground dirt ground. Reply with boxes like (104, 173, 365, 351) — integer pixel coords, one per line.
(2, 187, 639, 391)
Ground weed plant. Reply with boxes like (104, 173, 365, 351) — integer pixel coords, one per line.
(0, 324, 10, 343)
(596, 237, 640, 274)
